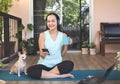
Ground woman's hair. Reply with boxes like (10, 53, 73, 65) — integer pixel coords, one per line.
(45, 12, 61, 31)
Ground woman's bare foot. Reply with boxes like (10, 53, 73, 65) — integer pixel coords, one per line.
(60, 73, 74, 78)
(0, 80, 6, 84)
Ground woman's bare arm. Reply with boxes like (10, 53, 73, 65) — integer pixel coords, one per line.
(61, 33, 73, 56)
(38, 32, 49, 58)
(61, 33, 68, 56)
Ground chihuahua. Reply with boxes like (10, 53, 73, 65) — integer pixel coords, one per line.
(9, 51, 27, 77)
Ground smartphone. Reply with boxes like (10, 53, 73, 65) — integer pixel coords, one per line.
(42, 48, 50, 54)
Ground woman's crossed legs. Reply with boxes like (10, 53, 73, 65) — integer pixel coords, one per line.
(27, 60, 74, 79)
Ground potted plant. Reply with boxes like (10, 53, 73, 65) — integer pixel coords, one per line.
(26, 38, 36, 55)
(0, 22, 3, 58)
(16, 23, 35, 55)
(15, 24, 25, 51)
(0, 60, 4, 68)
(89, 42, 96, 55)
(81, 41, 89, 54)
(114, 52, 120, 71)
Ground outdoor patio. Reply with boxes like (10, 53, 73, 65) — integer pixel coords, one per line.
(1, 52, 120, 84)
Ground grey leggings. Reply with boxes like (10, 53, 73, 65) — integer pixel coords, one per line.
(27, 60, 74, 79)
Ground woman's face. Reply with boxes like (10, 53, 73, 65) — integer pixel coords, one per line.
(46, 14, 58, 30)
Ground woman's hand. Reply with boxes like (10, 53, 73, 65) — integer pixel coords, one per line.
(40, 51, 49, 58)
(39, 32, 50, 58)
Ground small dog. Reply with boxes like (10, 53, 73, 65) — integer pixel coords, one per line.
(9, 51, 27, 77)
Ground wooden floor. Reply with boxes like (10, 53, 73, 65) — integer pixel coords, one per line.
(2, 52, 120, 84)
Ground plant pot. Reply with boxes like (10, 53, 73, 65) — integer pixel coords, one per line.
(82, 48, 88, 54)
(89, 48, 96, 55)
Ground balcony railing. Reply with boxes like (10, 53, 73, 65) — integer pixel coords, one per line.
(0, 11, 22, 62)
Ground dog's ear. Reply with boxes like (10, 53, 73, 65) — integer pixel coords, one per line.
(18, 52, 21, 56)
(23, 49, 27, 55)
(22, 48, 27, 54)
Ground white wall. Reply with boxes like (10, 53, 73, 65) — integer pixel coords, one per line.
(9, 0, 33, 39)
(9, 0, 120, 53)
(93, 0, 120, 53)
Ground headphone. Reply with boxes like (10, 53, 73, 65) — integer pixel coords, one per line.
(57, 19, 60, 25)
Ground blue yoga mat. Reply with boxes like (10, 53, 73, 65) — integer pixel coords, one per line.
(0, 70, 120, 81)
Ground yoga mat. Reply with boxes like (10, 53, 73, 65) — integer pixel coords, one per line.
(0, 70, 120, 81)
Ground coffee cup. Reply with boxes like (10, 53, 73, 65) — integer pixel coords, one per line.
(63, 37, 70, 45)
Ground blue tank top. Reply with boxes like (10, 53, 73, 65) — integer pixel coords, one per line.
(37, 30, 64, 68)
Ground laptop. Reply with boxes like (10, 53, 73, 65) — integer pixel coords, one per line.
(78, 63, 115, 84)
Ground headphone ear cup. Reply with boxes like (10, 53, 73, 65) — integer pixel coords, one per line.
(58, 20, 60, 25)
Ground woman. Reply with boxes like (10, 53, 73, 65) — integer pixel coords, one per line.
(27, 12, 74, 79)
